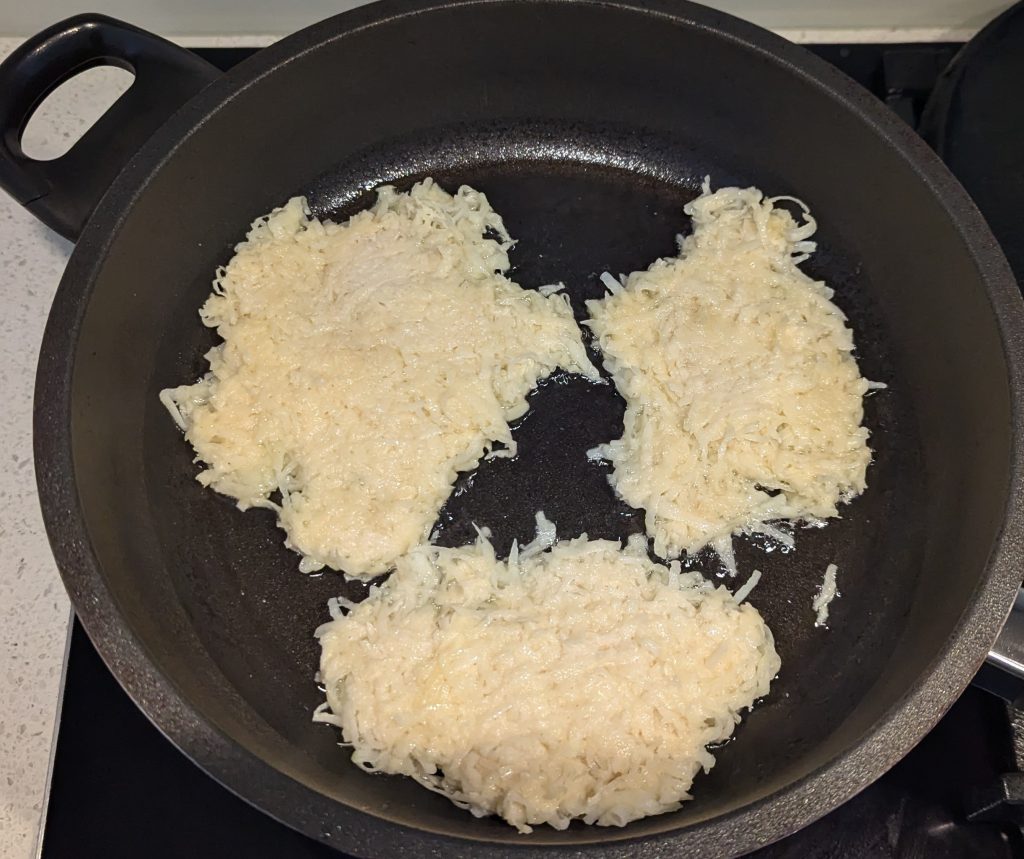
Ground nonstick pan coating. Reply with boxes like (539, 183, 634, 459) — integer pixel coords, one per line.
(18, 0, 1024, 855)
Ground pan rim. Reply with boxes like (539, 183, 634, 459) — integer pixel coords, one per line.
(32, 0, 1024, 855)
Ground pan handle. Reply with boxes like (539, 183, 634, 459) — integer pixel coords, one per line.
(0, 14, 220, 242)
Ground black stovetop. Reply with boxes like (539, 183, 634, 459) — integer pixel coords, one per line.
(42, 620, 1023, 858)
(37, 43, 1024, 859)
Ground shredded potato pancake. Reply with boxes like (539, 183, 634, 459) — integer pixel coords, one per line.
(586, 182, 873, 568)
(161, 181, 596, 578)
(315, 520, 779, 832)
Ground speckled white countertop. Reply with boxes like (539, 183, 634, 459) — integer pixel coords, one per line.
(0, 23, 984, 859)
(0, 39, 74, 859)
(0, 34, 272, 859)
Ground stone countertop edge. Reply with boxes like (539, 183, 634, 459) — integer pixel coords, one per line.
(0, 33, 297, 859)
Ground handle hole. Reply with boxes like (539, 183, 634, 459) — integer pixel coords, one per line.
(21, 65, 134, 161)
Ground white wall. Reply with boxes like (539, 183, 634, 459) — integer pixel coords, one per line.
(0, 0, 1014, 38)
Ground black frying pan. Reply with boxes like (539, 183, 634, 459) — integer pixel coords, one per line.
(3, 2, 1023, 856)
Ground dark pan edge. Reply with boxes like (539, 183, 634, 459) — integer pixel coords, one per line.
(32, 0, 1024, 856)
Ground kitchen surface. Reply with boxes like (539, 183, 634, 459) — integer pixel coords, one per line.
(0, 35, 271, 859)
(1, 2, 1023, 857)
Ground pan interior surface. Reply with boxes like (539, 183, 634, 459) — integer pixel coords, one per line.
(54, 0, 1015, 852)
